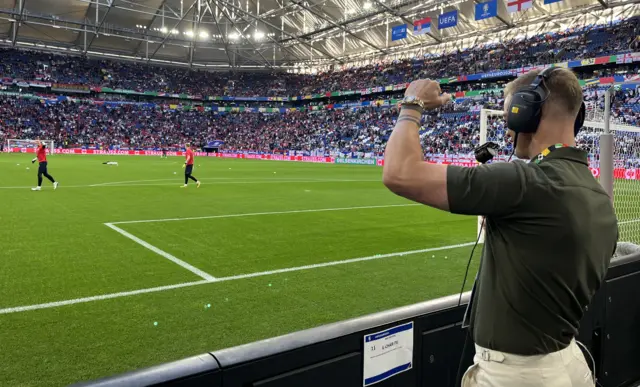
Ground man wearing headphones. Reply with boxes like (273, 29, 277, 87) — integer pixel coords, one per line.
(383, 68, 618, 386)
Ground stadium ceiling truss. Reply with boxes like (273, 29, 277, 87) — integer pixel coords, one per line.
(0, 0, 637, 70)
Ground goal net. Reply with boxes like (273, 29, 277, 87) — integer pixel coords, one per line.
(5, 139, 55, 154)
(581, 90, 640, 245)
(479, 89, 640, 245)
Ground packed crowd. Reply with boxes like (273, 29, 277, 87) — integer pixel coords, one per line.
(304, 18, 640, 94)
(2, 87, 639, 159)
(0, 96, 396, 154)
(0, 18, 637, 97)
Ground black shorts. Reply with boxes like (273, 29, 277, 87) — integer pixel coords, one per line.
(185, 164, 193, 174)
(38, 161, 48, 174)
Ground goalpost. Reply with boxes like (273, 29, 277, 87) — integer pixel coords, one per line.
(5, 139, 55, 154)
(479, 86, 640, 245)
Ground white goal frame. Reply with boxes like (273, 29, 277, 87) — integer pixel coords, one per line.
(478, 109, 504, 242)
(5, 139, 55, 154)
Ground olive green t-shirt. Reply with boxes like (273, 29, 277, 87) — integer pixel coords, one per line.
(447, 147, 618, 355)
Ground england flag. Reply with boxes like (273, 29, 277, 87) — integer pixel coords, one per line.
(507, 0, 533, 13)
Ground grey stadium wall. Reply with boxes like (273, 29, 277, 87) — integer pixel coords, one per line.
(72, 252, 640, 387)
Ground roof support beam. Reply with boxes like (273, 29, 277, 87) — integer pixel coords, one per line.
(12, 0, 26, 46)
(289, 0, 388, 54)
(86, 0, 116, 53)
(597, 0, 609, 8)
(148, 0, 198, 61)
(306, 1, 616, 66)
(188, 0, 201, 68)
(371, 0, 441, 43)
(207, 0, 273, 67)
(533, 3, 562, 28)
(214, 0, 341, 62)
(205, 0, 233, 66)
(0, 9, 278, 67)
(287, 0, 455, 45)
(164, 5, 181, 18)
(133, 0, 168, 57)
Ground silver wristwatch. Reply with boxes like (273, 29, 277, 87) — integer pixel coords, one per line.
(399, 96, 426, 110)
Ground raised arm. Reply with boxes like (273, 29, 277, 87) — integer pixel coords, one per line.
(383, 79, 527, 216)
(382, 80, 452, 210)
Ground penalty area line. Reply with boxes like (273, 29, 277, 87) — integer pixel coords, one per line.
(213, 242, 477, 283)
(0, 242, 475, 315)
(109, 203, 421, 225)
(104, 223, 216, 281)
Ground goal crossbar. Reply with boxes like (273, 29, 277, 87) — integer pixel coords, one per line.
(5, 139, 55, 153)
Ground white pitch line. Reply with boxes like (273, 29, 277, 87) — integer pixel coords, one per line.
(104, 223, 216, 281)
(89, 177, 377, 187)
(0, 242, 474, 315)
(90, 178, 182, 186)
(109, 203, 421, 225)
(213, 242, 477, 282)
(0, 280, 209, 315)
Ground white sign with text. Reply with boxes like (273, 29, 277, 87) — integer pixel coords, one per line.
(363, 321, 414, 386)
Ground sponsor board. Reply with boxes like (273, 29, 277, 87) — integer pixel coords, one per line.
(5, 148, 640, 179)
(335, 158, 377, 165)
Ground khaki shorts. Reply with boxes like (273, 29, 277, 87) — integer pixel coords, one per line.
(462, 340, 594, 387)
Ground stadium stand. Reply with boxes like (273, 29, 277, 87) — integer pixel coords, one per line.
(2, 87, 639, 158)
(0, 17, 638, 97)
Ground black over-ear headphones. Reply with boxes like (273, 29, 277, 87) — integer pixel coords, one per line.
(506, 67, 586, 136)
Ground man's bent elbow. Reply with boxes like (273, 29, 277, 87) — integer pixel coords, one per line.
(382, 170, 409, 196)
(382, 174, 398, 193)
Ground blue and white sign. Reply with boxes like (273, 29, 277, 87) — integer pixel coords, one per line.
(363, 322, 414, 386)
(438, 10, 458, 29)
(207, 140, 225, 147)
(475, 0, 498, 20)
(391, 24, 407, 41)
(480, 69, 515, 79)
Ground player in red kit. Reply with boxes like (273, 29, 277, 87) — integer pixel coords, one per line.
(181, 143, 200, 188)
(31, 140, 58, 191)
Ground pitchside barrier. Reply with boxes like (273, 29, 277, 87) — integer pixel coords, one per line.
(73, 251, 640, 387)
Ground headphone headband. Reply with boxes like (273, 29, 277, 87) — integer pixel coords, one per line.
(529, 67, 557, 89)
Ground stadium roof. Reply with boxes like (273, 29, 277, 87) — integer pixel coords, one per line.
(0, 0, 637, 70)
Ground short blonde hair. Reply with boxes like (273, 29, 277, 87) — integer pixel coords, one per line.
(504, 68, 583, 117)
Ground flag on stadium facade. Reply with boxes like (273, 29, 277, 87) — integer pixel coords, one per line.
(543, 0, 563, 3)
(413, 17, 431, 35)
(438, 10, 458, 29)
(507, 0, 533, 13)
(617, 53, 634, 64)
(391, 24, 408, 41)
(475, 0, 498, 21)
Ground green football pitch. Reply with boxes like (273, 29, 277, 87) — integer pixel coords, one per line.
(0, 153, 481, 387)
